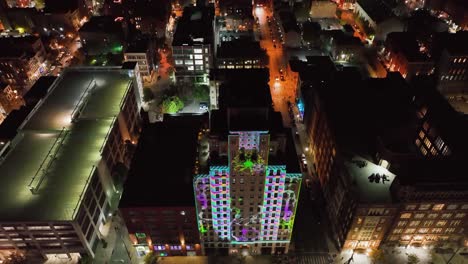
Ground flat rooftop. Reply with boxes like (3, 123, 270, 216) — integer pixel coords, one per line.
(345, 155, 396, 204)
(120, 115, 208, 208)
(0, 67, 134, 222)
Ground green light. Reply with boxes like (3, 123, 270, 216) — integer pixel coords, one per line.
(135, 232, 146, 238)
(199, 224, 207, 234)
(112, 45, 123, 53)
(90, 59, 97, 65)
(16, 27, 25, 34)
(243, 159, 254, 169)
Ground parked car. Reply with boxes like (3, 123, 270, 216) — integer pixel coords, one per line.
(199, 102, 209, 112)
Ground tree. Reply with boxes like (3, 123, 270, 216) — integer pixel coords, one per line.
(369, 249, 386, 264)
(193, 85, 210, 101)
(161, 96, 184, 114)
(407, 253, 420, 264)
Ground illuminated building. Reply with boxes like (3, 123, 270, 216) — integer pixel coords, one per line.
(0, 83, 24, 124)
(0, 36, 46, 89)
(216, 38, 267, 70)
(216, 0, 255, 42)
(194, 70, 302, 255)
(432, 32, 468, 95)
(0, 67, 141, 261)
(296, 58, 468, 250)
(386, 158, 468, 247)
(172, 5, 214, 84)
(119, 116, 206, 257)
(124, 39, 157, 84)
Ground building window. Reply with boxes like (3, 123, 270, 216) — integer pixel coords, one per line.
(432, 204, 444, 211)
(419, 204, 431, 210)
(194, 49, 202, 54)
(401, 213, 411, 219)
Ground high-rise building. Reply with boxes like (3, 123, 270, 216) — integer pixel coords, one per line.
(0, 66, 141, 261)
(194, 70, 302, 255)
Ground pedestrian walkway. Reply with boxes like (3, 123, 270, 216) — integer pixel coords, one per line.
(296, 255, 332, 264)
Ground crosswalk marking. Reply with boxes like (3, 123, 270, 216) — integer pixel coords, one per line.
(296, 255, 331, 264)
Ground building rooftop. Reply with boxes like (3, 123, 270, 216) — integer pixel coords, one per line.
(392, 157, 468, 192)
(279, 11, 300, 33)
(345, 155, 396, 203)
(0, 35, 40, 58)
(210, 69, 285, 137)
(0, 67, 135, 222)
(125, 39, 150, 53)
(0, 76, 55, 143)
(356, 0, 396, 24)
(44, 0, 78, 13)
(217, 38, 266, 60)
(120, 114, 208, 208)
(79, 16, 124, 34)
(385, 32, 431, 62)
(432, 31, 468, 57)
(172, 5, 214, 46)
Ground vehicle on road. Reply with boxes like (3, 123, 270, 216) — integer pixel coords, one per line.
(199, 102, 209, 112)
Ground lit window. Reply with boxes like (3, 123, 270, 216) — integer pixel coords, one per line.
(401, 213, 411, 219)
(194, 55, 203, 59)
(185, 60, 193, 65)
(194, 49, 202, 54)
(195, 60, 203, 65)
(433, 204, 444, 211)
(188, 66, 194, 71)
(175, 60, 183, 65)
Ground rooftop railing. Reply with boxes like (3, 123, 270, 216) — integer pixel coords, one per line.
(28, 127, 69, 194)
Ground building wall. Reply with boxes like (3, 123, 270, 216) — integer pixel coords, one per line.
(386, 202, 468, 247)
(216, 58, 264, 70)
(0, 38, 46, 89)
(436, 52, 468, 94)
(194, 131, 301, 256)
(0, 167, 111, 260)
(124, 52, 154, 83)
(413, 103, 452, 157)
(173, 44, 212, 84)
(120, 207, 201, 257)
(344, 206, 398, 249)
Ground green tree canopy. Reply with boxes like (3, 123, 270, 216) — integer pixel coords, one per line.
(161, 96, 184, 114)
(193, 85, 210, 101)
